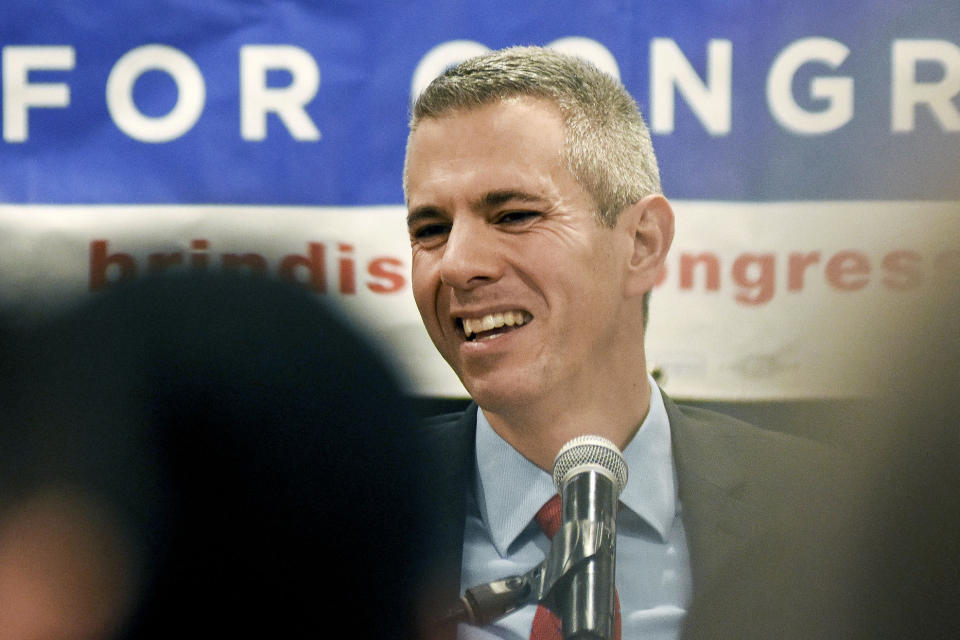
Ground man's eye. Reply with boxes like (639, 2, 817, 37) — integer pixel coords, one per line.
(411, 223, 449, 241)
(497, 210, 539, 224)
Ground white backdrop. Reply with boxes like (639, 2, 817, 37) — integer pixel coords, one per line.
(3, 201, 954, 399)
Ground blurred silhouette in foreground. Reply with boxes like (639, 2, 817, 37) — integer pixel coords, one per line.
(0, 274, 436, 639)
(683, 288, 959, 639)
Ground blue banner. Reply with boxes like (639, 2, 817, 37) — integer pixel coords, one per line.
(2, 0, 958, 205)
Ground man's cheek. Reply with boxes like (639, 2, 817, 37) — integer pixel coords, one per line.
(409, 279, 431, 316)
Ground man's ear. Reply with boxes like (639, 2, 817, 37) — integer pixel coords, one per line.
(618, 194, 675, 299)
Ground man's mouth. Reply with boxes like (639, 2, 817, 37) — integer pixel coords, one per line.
(460, 311, 532, 341)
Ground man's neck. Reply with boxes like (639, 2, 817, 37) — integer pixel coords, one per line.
(481, 374, 652, 471)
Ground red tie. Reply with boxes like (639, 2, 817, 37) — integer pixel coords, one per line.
(529, 495, 622, 640)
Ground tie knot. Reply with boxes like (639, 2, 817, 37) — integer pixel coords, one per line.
(534, 494, 562, 539)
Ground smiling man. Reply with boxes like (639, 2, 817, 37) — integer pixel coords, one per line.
(405, 89, 671, 471)
(404, 47, 829, 640)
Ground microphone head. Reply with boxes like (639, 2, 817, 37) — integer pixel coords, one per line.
(551, 435, 628, 496)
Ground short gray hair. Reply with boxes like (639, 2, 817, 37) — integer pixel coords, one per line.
(404, 45, 662, 227)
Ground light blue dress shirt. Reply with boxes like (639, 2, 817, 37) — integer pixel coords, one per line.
(458, 380, 692, 639)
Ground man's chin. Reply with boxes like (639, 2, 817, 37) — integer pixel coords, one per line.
(459, 375, 541, 416)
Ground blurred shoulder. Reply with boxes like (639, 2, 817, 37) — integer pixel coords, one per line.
(666, 393, 839, 459)
(665, 392, 846, 509)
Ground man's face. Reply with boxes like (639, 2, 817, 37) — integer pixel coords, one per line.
(405, 97, 634, 414)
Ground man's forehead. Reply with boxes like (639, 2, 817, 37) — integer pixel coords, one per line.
(403, 97, 588, 220)
(407, 105, 565, 176)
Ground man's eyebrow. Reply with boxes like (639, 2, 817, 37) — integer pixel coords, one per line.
(406, 206, 444, 229)
(475, 189, 548, 209)
(406, 190, 548, 228)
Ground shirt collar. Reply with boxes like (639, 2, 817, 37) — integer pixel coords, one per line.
(474, 378, 678, 557)
(618, 382, 678, 543)
(474, 409, 555, 557)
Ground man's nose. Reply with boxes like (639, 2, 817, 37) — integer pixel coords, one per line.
(439, 219, 503, 290)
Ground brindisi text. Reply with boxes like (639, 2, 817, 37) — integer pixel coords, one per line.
(88, 239, 406, 295)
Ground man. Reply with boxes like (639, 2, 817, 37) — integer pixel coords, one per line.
(404, 46, 828, 639)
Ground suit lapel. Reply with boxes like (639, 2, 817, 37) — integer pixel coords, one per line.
(664, 393, 767, 590)
(418, 404, 478, 620)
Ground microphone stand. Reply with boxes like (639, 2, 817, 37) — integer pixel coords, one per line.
(440, 516, 615, 629)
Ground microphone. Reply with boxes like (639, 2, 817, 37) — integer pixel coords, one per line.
(550, 435, 628, 640)
(446, 435, 627, 636)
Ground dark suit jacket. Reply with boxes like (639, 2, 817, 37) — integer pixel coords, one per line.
(416, 390, 836, 629)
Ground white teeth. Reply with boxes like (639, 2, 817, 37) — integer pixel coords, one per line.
(462, 311, 531, 338)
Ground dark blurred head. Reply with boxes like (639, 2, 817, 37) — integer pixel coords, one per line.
(0, 273, 432, 638)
